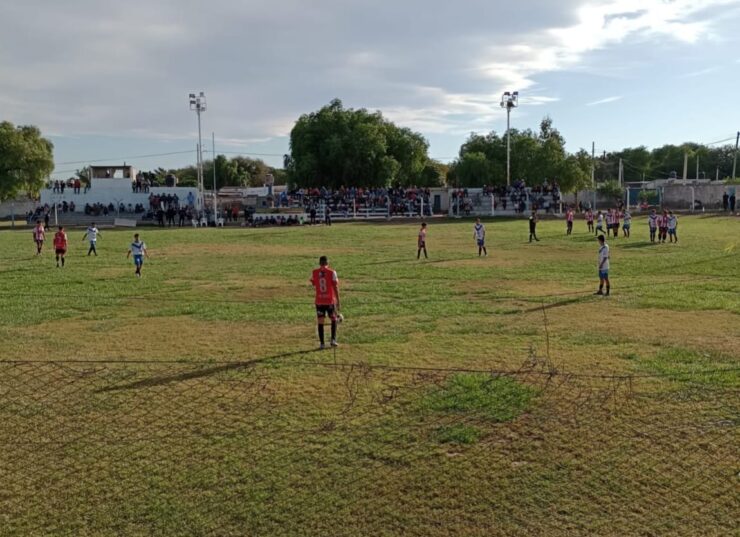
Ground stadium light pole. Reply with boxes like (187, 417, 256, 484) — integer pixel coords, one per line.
(732, 131, 739, 182)
(500, 91, 519, 187)
(189, 92, 207, 215)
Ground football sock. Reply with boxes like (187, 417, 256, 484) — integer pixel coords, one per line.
(318, 324, 325, 344)
(331, 322, 337, 340)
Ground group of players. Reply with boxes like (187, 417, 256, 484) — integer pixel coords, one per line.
(29, 207, 678, 348)
(31, 220, 149, 277)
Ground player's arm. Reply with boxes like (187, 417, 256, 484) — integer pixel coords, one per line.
(143, 246, 150, 259)
(332, 273, 340, 309)
(126, 249, 131, 259)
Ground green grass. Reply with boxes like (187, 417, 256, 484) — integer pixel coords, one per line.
(0, 215, 738, 536)
(422, 373, 536, 422)
(433, 424, 482, 444)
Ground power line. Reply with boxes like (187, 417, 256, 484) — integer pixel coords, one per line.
(54, 150, 197, 167)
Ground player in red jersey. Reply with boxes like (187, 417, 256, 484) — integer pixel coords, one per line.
(310, 256, 340, 349)
(53, 226, 68, 268)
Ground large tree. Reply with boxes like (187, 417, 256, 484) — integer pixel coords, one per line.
(448, 117, 571, 187)
(286, 99, 433, 188)
(0, 121, 54, 201)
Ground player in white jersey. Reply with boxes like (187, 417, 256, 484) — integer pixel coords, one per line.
(82, 223, 101, 256)
(648, 209, 658, 243)
(473, 218, 487, 257)
(667, 211, 678, 243)
(126, 233, 149, 278)
(595, 235, 610, 296)
(622, 210, 632, 238)
(595, 211, 605, 236)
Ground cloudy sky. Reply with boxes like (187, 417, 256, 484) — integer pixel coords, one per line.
(1, 0, 739, 177)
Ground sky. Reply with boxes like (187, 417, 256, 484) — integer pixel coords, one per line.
(1, 0, 739, 178)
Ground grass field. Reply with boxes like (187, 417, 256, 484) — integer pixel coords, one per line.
(1, 215, 738, 536)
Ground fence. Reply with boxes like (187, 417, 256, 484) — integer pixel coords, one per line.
(1, 357, 737, 536)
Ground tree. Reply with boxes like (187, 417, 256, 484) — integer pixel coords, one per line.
(0, 121, 54, 201)
(419, 160, 448, 187)
(449, 117, 570, 187)
(286, 99, 432, 188)
(597, 181, 624, 204)
(557, 152, 592, 195)
(452, 152, 494, 187)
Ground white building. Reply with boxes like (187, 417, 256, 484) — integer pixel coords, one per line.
(41, 165, 201, 211)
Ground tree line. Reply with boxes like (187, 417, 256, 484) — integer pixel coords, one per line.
(1, 105, 737, 202)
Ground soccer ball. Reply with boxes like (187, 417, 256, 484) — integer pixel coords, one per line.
(336, 313, 344, 323)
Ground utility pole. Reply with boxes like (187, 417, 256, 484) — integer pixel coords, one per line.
(189, 92, 207, 215)
(500, 91, 519, 187)
(682, 151, 688, 182)
(618, 158, 623, 186)
(696, 154, 699, 181)
(212, 132, 217, 219)
(591, 141, 595, 186)
(732, 131, 739, 182)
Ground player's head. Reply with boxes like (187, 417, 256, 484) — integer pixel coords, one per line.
(91, 222, 95, 227)
(421, 222, 427, 228)
(134, 233, 140, 240)
(668, 210, 673, 215)
(476, 217, 481, 224)
(319, 255, 328, 266)
(35, 219, 40, 225)
(598, 235, 605, 244)
(58, 226, 63, 231)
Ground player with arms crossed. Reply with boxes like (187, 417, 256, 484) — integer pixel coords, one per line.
(585, 208, 594, 234)
(473, 218, 487, 256)
(126, 233, 149, 278)
(648, 208, 658, 243)
(622, 209, 632, 238)
(595, 235, 610, 296)
(311, 256, 340, 349)
(53, 226, 68, 268)
(33, 220, 45, 255)
(565, 207, 574, 235)
(667, 211, 678, 243)
(82, 222, 102, 256)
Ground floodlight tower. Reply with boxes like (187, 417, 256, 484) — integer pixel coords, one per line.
(189, 92, 207, 213)
(500, 91, 519, 187)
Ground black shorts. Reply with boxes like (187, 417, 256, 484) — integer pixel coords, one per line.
(315, 304, 336, 318)
(55, 248, 66, 255)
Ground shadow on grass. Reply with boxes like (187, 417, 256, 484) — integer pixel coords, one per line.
(618, 241, 658, 249)
(96, 348, 321, 392)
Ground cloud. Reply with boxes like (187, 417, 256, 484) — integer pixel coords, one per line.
(0, 0, 734, 149)
(679, 66, 721, 78)
(586, 96, 623, 106)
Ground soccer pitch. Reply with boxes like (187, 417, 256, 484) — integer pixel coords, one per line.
(1, 215, 738, 536)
